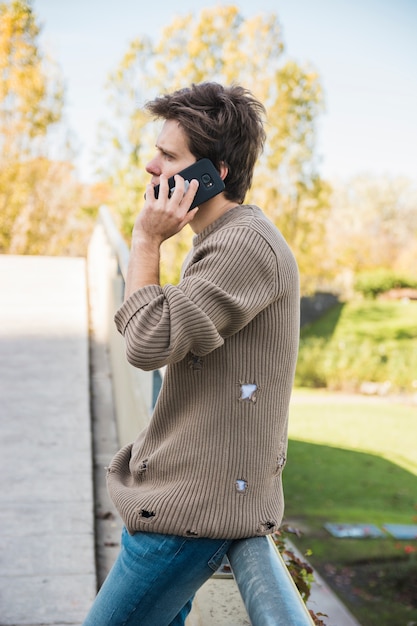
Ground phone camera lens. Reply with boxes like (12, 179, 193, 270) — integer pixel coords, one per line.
(202, 173, 213, 188)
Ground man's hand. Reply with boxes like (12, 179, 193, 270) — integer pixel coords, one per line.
(124, 174, 199, 299)
(135, 174, 199, 246)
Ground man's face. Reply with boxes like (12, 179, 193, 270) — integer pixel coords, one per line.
(146, 119, 196, 186)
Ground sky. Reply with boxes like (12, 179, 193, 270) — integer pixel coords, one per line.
(33, 0, 417, 184)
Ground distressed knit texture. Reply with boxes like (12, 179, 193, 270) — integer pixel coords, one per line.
(109, 205, 300, 539)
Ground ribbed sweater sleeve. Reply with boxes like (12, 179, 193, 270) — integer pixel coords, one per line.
(115, 208, 283, 370)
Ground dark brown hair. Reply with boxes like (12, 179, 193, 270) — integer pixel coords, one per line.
(145, 82, 266, 204)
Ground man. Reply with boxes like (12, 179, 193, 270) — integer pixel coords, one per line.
(83, 82, 300, 625)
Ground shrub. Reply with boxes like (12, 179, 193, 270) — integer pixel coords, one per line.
(354, 269, 417, 298)
(295, 298, 417, 393)
(294, 338, 328, 388)
(274, 529, 327, 625)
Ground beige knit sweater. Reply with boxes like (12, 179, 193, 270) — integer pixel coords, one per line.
(108, 205, 300, 539)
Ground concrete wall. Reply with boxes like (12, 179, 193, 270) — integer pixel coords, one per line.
(88, 222, 153, 447)
(300, 292, 339, 327)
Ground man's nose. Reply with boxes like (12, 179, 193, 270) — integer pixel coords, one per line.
(145, 156, 161, 176)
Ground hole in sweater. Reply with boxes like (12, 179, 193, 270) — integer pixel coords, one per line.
(138, 459, 148, 475)
(276, 454, 286, 472)
(236, 479, 248, 494)
(257, 520, 276, 534)
(139, 509, 155, 520)
(240, 383, 258, 402)
(188, 354, 203, 370)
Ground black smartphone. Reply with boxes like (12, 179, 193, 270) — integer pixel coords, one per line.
(153, 158, 225, 210)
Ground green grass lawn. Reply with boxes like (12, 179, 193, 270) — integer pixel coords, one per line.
(283, 390, 417, 626)
(288, 389, 417, 476)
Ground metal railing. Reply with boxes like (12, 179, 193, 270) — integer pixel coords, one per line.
(88, 205, 314, 626)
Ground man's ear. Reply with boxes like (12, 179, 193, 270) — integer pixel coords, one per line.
(219, 161, 229, 181)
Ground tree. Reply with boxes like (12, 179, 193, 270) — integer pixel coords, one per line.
(0, 0, 91, 254)
(1, 158, 107, 256)
(0, 0, 62, 157)
(102, 5, 329, 292)
(325, 175, 417, 294)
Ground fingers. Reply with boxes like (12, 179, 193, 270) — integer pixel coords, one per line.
(145, 174, 199, 221)
(145, 182, 156, 203)
(171, 175, 199, 211)
(145, 172, 170, 204)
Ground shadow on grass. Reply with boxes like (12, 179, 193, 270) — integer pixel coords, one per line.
(300, 302, 345, 340)
(284, 439, 417, 525)
(284, 440, 417, 626)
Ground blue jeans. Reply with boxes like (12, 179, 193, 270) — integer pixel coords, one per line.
(83, 527, 233, 626)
